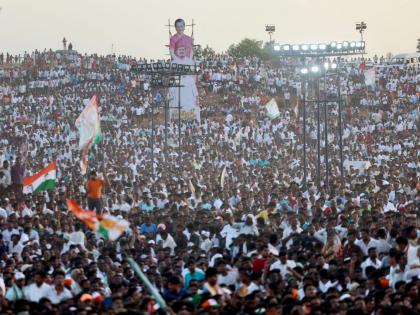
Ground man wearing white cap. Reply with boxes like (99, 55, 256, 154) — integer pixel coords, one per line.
(5, 272, 25, 301)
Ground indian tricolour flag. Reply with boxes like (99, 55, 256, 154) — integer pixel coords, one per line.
(22, 161, 57, 194)
(67, 199, 128, 241)
(76, 95, 101, 174)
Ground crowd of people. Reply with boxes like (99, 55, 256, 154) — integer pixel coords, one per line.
(0, 47, 418, 315)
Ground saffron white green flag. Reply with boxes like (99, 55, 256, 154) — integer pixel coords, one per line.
(22, 161, 57, 194)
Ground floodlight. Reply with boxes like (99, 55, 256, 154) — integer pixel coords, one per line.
(311, 66, 319, 73)
(336, 43, 343, 50)
(274, 45, 281, 51)
(301, 44, 309, 51)
(331, 63, 337, 69)
(324, 62, 329, 70)
(355, 42, 362, 48)
(292, 45, 300, 51)
(310, 44, 318, 51)
(350, 42, 356, 48)
(300, 68, 308, 74)
(343, 41, 349, 48)
(282, 45, 290, 51)
(330, 41, 337, 48)
(319, 44, 327, 50)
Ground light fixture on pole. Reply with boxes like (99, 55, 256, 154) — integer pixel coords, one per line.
(356, 21, 367, 58)
(265, 24, 276, 45)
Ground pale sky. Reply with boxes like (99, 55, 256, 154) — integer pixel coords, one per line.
(0, 0, 419, 58)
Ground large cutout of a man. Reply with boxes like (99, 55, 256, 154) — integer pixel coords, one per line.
(168, 19, 199, 121)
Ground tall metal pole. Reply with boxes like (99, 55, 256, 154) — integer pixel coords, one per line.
(316, 79, 321, 190)
(177, 74, 182, 169)
(323, 72, 329, 193)
(337, 65, 344, 184)
(164, 91, 168, 160)
(360, 31, 364, 60)
(302, 79, 307, 190)
(151, 102, 155, 178)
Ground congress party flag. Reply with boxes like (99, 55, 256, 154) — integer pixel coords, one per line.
(75, 95, 102, 174)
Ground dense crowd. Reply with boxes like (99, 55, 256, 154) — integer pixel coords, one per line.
(0, 48, 419, 315)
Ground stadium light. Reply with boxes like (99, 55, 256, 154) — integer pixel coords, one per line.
(311, 66, 319, 73)
(265, 24, 276, 44)
(356, 21, 367, 58)
(274, 40, 366, 57)
(300, 62, 339, 76)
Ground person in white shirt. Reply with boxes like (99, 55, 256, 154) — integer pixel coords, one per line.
(23, 271, 51, 303)
(0, 161, 11, 188)
(361, 247, 382, 278)
(232, 215, 259, 237)
(200, 231, 212, 253)
(355, 229, 378, 256)
(375, 229, 392, 254)
(44, 271, 73, 304)
(396, 236, 419, 269)
(68, 224, 86, 249)
(220, 217, 238, 250)
(382, 195, 397, 213)
(216, 260, 238, 287)
(156, 229, 177, 256)
(269, 251, 299, 280)
(318, 268, 338, 293)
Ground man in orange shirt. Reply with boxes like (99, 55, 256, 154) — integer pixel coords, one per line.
(86, 171, 107, 214)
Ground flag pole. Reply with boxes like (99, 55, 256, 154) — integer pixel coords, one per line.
(124, 253, 168, 312)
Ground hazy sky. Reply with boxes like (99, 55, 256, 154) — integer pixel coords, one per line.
(0, 0, 419, 58)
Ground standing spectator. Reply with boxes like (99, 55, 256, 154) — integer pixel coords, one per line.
(85, 170, 106, 214)
(10, 157, 25, 200)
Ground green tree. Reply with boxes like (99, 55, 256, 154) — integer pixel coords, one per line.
(194, 45, 216, 59)
(227, 38, 264, 58)
(202, 45, 215, 58)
